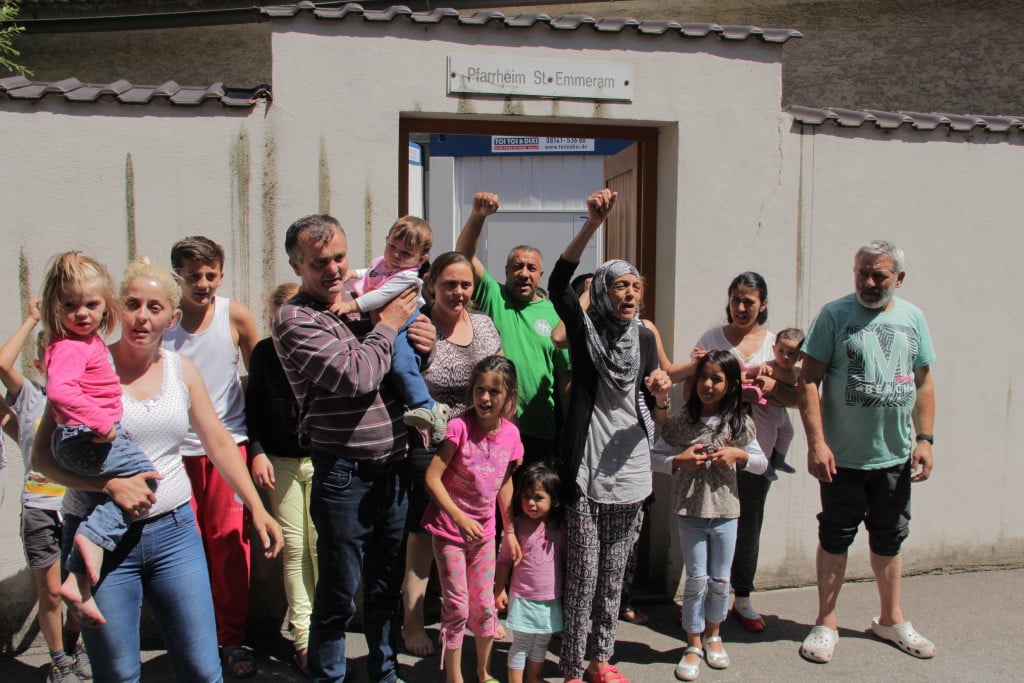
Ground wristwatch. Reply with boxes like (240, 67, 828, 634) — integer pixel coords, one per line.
(915, 433, 934, 445)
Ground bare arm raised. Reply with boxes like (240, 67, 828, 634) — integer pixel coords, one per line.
(455, 192, 500, 282)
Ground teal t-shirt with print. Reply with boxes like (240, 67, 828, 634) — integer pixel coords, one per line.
(803, 294, 936, 470)
(473, 270, 570, 441)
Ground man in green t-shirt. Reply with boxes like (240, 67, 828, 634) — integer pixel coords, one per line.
(456, 192, 571, 464)
(797, 240, 936, 665)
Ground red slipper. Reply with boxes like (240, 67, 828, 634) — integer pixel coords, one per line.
(584, 664, 630, 683)
(730, 606, 765, 633)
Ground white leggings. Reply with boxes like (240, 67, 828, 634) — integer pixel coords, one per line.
(508, 630, 553, 670)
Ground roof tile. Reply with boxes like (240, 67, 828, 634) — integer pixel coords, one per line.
(504, 13, 552, 29)
(787, 106, 1022, 134)
(678, 23, 720, 38)
(458, 10, 506, 27)
(594, 17, 640, 33)
(410, 8, 461, 24)
(634, 20, 683, 36)
(549, 15, 596, 31)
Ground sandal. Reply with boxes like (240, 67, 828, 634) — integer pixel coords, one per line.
(221, 646, 257, 679)
(584, 664, 630, 683)
(799, 625, 838, 663)
(619, 606, 649, 625)
(870, 618, 935, 659)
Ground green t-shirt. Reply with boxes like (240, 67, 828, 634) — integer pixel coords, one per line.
(473, 270, 570, 440)
(803, 294, 936, 470)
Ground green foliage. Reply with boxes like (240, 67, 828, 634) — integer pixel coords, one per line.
(1, 1, 32, 76)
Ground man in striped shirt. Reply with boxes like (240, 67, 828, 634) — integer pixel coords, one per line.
(272, 214, 430, 683)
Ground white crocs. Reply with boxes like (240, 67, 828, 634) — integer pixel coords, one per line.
(870, 618, 935, 658)
(799, 625, 838, 663)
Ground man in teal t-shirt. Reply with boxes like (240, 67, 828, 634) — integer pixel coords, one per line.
(797, 240, 937, 665)
(456, 192, 570, 464)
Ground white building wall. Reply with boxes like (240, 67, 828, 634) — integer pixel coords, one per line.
(0, 11, 1021, 642)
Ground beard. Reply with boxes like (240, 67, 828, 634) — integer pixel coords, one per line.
(856, 284, 895, 310)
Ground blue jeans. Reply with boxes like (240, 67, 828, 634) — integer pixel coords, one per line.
(677, 516, 738, 635)
(62, 503, 221, 683)
(53, 424, 156, 574)
(309, 453, 408, 683)
(389, 311, 432, 409)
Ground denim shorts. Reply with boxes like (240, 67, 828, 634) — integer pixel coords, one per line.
(818, 458, 912, 556)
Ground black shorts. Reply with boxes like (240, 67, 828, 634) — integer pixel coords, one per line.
(21, 507, 63, 570)
(817, 459, 912, 557)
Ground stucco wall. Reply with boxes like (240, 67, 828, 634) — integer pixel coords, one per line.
(0, 12, 1021, 647)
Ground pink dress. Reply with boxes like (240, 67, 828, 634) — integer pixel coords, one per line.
(422, 415, 523, 543)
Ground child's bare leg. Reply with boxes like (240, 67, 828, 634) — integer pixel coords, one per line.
(75, 533, 105, 586)
(60, 573, 106, 628)
(508, 665, 524, 683)
(442, 645, 464, 683)
(33, 564, 65, 652)
(475, 634, 494, 682)
(525, 658, 547, 683)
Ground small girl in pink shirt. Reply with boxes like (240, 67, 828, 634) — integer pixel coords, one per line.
(495, 462, 565, 683)
(41, 252, 156, 628)
(423, 355, 523, 683)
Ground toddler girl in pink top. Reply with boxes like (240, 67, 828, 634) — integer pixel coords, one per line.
(495, 462, 565, 683)
(41, 252, 155, 628)
(423, 355, 523, 683)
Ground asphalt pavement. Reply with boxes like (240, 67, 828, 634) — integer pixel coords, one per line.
(2, 567, 1020, 682)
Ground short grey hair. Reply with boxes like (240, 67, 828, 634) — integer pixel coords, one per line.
(285, 215, 343, 263)
(506, 245, 543, 268)
(856, 240, 905, 273)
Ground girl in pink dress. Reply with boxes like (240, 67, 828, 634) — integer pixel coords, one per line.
(423, 355, 524, 683)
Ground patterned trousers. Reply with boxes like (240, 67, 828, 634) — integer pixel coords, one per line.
(560, 496, 643, 679)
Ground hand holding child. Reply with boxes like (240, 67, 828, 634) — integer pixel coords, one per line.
(329, 299, 360, 317)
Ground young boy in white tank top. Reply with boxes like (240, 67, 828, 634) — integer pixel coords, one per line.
(162, 235, 261, 678)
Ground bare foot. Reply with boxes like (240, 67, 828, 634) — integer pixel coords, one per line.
(75, 533, 105, 586)
(402, 625, 436, 656)
(60, 574, 106, 628)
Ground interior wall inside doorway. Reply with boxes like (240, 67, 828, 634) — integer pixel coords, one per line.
(427, 153, 609, 289)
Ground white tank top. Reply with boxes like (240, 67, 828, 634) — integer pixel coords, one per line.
(64, 350, 194, 520)
(162, 296, 248, 454)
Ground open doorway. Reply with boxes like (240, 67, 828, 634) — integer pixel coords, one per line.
(399, 117, 660, 312)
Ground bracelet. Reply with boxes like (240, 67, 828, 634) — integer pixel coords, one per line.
(503, 528, 516, 535)
(656, 401, 671, 410)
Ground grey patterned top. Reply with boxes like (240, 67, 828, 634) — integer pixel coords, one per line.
(423, 311, 502, 419)
(653, 412, 762, 519)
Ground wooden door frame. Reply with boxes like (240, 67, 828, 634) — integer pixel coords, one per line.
(399, 117, 659, 313)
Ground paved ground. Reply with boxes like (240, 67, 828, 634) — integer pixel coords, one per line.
(2, 567, 1020, 682)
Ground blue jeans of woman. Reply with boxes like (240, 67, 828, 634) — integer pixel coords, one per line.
(677, 516, 738, 635)
(62, 503, 221, 683)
